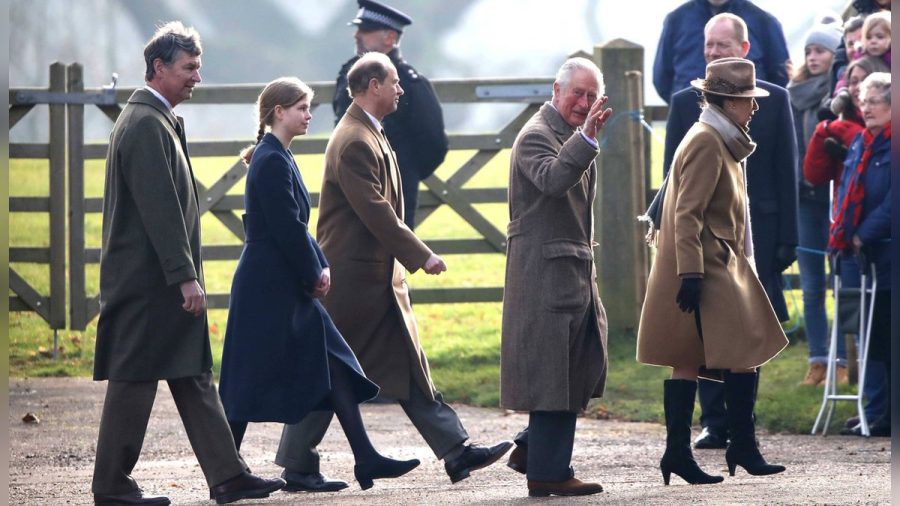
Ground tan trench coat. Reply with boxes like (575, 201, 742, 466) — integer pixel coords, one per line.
(636, 122, 787, 372)
(500, 103, 609, 412)
(316, 103, 434, 401)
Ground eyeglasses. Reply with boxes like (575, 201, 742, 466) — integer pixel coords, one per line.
(860, 97, 888, 107)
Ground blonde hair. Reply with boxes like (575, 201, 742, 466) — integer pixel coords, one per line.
(240, 77, 314, 164)
(862, 11, 891, 43)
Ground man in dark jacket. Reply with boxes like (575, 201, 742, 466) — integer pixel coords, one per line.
(662, 13, 798, 449)
(653, 0, 790, 104)
(92, 21, 284, 505)
(333, 0, 449, 229)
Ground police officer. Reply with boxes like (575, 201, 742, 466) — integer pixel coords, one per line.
(334, 0, 449, 229)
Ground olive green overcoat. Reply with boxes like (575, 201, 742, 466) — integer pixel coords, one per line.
(636, 122, 788, 372)
(316, 103, 434, 401)
(500, 103, 608, 412)
(94, 89, 212, 381)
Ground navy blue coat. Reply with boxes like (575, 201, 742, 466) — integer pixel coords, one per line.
(835, 128, 891, 290)
(653, 0, 790, 104)
(664, 81, 798, 321)
(219, 133, 377, 424)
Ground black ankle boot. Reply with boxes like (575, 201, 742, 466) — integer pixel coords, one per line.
(660, 379, 724, 485)
(353, 455, 420, 490)
(723, 371, 785, 476)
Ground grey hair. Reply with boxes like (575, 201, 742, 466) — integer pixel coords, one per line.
(860, 72, 890, 105)
(144, 21, 202, 81)
(554, 57, 605, 95)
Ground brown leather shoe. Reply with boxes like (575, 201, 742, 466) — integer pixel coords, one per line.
(527, 477, 603, 497)
(506, 444, 526, 474)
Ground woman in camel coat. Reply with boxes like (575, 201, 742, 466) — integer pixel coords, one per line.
(637, 58, 788, 486)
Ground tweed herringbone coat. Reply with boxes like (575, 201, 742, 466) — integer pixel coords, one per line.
(94, 89, 212, 381)
(637, 121, 788, 371)
(500, 103, 608, 412)
(316, 102, 435, 401)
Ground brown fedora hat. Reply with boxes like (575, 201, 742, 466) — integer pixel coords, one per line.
(690, 57, 770, 98)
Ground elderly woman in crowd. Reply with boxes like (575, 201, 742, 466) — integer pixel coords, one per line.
(637, 58, 788, 485)
(827, 72, 891, 437)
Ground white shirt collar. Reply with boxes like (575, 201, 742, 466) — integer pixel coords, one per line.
(360, 107, 383, 131)
(144, 85, 174, 112)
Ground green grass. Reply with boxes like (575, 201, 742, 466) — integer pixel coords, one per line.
(9, 131, 858, 434)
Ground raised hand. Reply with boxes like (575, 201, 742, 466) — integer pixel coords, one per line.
(581, 95, 613, 140)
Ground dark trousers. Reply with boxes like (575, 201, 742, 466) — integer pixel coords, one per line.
(92, 371, 246, 495)
(275, 376, 468, 473)
(699, 370, 760, 433)
(520, 411, 577, 482)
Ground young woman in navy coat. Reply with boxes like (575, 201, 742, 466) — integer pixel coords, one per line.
(219, 77, 419, 489)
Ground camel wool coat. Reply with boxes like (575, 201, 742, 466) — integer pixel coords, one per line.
(500, 103, 608, 412)
(316, 103, 435, 401)
(637, 121, 787, 372)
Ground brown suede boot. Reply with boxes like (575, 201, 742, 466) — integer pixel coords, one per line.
(800, 363, 826, 386)
(527, 477, 603, 497)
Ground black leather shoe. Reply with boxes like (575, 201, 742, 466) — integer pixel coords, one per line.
(94, 490, 170, 505)
(210, 471, 286, 504)
(281, 470, 348, 492)
(354, 455, 420, 490)
(841, 419, 891, 437)
(693, 427, 727, 449)
(506, 444, 526, 474)
(445, 441, 513, 484)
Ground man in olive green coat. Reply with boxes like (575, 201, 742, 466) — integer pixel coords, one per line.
(92, 22, 283, 506)
(275, 52, 511, 492)
(500, 58, 612, 497)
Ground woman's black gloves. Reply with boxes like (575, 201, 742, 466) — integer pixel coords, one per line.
(676, 277, 702, 313)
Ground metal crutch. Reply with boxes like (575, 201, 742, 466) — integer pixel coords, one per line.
(811, 253, 876, 436)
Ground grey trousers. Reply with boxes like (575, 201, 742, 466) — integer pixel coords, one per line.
(92, 371, 246, 495)
(275, 377, 468, 473)
(526, 411, 577, 482)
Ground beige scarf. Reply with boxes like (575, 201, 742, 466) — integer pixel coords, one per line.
(698, 104, 757, 263)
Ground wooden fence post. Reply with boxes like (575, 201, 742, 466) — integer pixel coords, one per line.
(592, 40, 646, 338)
(67, 63, 88, 331)
(48, 62, 67, 340)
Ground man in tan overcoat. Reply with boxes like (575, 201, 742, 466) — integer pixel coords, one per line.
(500, 57, 612, 497)
(274, 52, 511, 492)
(92, 22, 284, 506)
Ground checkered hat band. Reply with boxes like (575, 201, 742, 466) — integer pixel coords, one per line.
(358, 7, 404, 31)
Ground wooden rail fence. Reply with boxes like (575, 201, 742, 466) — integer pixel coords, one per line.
(10, 41, 659, 341)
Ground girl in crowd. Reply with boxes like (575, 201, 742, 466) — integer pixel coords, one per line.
(788, 20, 845, 386)
(218, 77, 419, 490)
(637, 58, 787, 485)
(860, 11, 891, 68)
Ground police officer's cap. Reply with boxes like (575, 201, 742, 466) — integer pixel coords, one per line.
(349, 0, 412, 33)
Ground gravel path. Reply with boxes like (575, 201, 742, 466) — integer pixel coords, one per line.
(9, 378, 891, 505)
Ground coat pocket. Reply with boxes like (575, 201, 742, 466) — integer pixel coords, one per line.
(707, 226, 736, 267)
(541, 240, 592, 312)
